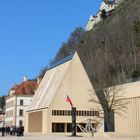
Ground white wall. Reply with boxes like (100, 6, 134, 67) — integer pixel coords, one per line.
(5, 96, 15, 126)
(114, 82, 140, 136)
(16, 96, 33, 126)
(17, 96, 32, 106)
(5, 95, 33, 126)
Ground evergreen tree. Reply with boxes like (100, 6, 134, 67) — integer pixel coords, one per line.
(0, 95, 5, 112)
(101, 9, 107, 20)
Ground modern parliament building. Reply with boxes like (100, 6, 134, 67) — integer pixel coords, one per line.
(114, 81, 140, 137)
(25, 52, 104, 135)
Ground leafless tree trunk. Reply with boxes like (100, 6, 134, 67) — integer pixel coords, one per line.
(90, 84, 128, 132)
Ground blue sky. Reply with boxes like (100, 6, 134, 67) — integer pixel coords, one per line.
(0, 0, 102, 95)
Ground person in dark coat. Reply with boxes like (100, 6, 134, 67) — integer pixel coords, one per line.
(1, 126, 5, 136)
(21, 125, 24, 136)
(16, 126, 20, 136)
(5, 126, 10, 135)
(5, 126, 9, 135)
(17, 126, 22, 136)
(12, 126, 16, 136)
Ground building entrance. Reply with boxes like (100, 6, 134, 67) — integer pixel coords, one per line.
(28, 111, 42, 132)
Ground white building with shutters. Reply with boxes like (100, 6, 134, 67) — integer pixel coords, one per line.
(5, 80, 37, 126)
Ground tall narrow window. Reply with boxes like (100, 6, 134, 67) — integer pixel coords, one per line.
(68, 111, 71, 116)
(19, 109, 23, 116)
(20, 100, 24, 106)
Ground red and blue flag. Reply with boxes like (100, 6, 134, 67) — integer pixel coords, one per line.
(66, 94, 74, 108)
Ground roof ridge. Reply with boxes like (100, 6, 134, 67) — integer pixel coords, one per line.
(48, 54, 74, 70)
(28, 60, 72, 111)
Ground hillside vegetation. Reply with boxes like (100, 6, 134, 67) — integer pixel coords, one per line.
(40, 0, 140, 89)
(76, 0, 140, 88)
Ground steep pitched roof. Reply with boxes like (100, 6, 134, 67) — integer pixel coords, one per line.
(28, 55, 73, 111)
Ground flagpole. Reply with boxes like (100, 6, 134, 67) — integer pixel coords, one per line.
(66, 94, 77, 136)
(71, 107, 77, 136)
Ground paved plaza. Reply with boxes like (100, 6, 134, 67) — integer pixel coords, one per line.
(0, 133, 139, 140)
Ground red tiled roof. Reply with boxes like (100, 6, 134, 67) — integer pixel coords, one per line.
(11, 81, 38, 95)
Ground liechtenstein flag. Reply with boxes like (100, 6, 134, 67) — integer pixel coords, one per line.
(66, 94, 74, 108)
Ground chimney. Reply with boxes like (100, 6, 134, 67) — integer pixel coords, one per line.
(23, 76, 28, 82)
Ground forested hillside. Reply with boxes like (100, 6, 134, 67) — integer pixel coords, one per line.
(40, 0, 140, 89)
(77, 0, 140, 88)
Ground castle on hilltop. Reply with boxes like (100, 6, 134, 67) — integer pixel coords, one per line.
(85, 0, 124, 31)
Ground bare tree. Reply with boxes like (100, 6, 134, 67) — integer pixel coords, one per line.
(90, 84, 128, 132)
(38, 66, 48, 78)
